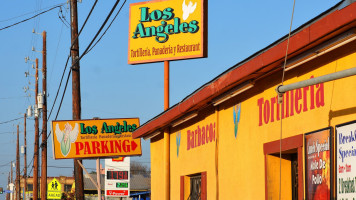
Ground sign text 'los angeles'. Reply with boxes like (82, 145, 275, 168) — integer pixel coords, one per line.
(52, 118, 141, 159)
(128, 0, 206, 64)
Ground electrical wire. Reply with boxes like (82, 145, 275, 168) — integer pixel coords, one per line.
(86, 0, 127, 54)
(278, 1, 296, 200)
(0, 3, 65, 23)
(80, 0, 122, 57)
(0, 5, 62, 31)
(0, 117, 23, 125)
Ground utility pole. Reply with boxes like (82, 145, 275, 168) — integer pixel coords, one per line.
(7, 172, 10, 200)
(40, 30, 48, 200)
(70, 0, 84, 199)
(33, 58, 39, 200)
(10, 161, 13, 200)
(16, 125, 20, 200)
(24, 114, 27, 200)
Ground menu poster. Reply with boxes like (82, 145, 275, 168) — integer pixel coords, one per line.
(336, 121, 356, 199)
(305, 127, 332, 200)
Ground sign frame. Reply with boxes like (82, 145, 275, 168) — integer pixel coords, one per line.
(128, 0, 207, 64)
(335, 120, 356, 199)
(304, 127, 333, 200)
(51, 118, 141, 159)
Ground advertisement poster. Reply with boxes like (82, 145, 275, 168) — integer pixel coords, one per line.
(336, 121, 356, 199)
(51, 118, 141, 159)
(128, 0, 207, 64)
(105, 157, 130, 197)
(305, 128, 332, 200)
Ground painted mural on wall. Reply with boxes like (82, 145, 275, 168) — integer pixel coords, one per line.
(336, 121, 356, 199)
(305, 128, 332, 200)
(176, 131, 181, 157)
(233, 103, 241, 138)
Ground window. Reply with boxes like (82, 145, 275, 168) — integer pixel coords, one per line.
(64, 184, 72, 192)
(180, 172, 206, 200)
(27, 184, 33, 192)
(188, 175, 201, 200)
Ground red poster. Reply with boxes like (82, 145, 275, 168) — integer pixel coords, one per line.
(305, 128, 332, 200)
(106, 190, 128, 196)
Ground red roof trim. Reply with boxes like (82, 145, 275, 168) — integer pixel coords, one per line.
(133, 2, 356, 138)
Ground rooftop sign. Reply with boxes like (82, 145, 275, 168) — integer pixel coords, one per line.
(51, 118, 141, 159)
(128, 0, 207, 64)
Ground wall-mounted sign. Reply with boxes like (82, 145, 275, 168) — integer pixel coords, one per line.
(47, 178, 62, 199)
(336, 121, 356, 199)
(304, 127, 332, 200)
(51, 118, 141, 159)
(105, 157, 130, 197)
(128, 0, 207, 64)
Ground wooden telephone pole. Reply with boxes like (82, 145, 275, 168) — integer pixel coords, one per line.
(7, 172, 10, 200)
(70, 0, 84, 199)
(33, 58, 39, 200)
(40, 30, 48, 200)
(16, 125, 20, 200)
(24, 114, 27, 200)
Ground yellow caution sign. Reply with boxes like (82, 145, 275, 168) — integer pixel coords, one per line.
(47, 178, 62, 199)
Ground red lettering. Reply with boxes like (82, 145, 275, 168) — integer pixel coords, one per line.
(84, 142, 92, 155)
(202, 127, 206, 145)
(191, 130, 195, 148)
(206, 125, 209, 143)
(209, 124, 214, 142)
(92, 141, 100, 154)
(258, 98, 264, 126)
(263, 100, 270, 124)
(75, 142, 84, 155)
(303, 86, 309, 112)
(276, 96, 280, 121)
(310, 76, 315, 110)
(270, 96, 276, 122)
(114, 140, 122, 153)
(290, 90, 294, 116)
(285, 91, 289, 118)
(295, 88, 302, 114)
(187, 130, 191, 150)
(197, 126, 201, 146)
(213, 123, 216, 141)
(109, 140, 114, 153)
(101, 141, 109, 153)
(123, 140, 131, 152)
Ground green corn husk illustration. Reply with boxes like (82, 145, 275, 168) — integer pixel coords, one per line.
(55, 123, 79, 157)
(176, 132, 181, 157)
(233, 103, 241, 138)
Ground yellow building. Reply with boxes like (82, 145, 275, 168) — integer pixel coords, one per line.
(133, 1, 356, 199)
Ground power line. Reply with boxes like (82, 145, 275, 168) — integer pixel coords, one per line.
(81, 0, 122, 57)
(0, 5, 63, 31)
(86, 0, 127, 54)
(0, 3, 65, 23)
(0, 117, 22, 125)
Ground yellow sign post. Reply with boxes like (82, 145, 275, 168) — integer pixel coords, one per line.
(128, 0, 207, 64)
(51, 118, 141, 159)
(47, 178, 62, 199)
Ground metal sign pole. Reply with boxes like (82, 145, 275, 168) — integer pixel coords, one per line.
(96, 159, 101, 200)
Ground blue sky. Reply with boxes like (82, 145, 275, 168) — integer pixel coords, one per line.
(0, 0, 340, 190)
